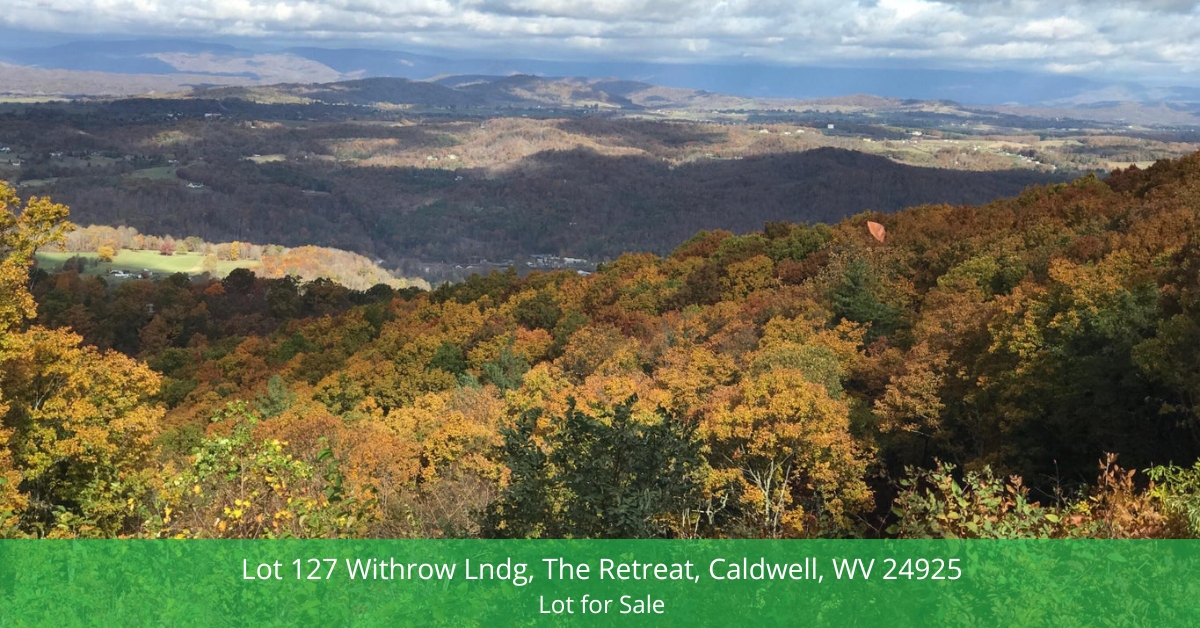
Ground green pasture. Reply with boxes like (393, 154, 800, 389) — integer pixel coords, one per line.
(17, 178, 58, 188)
(36, 249, 260, 278)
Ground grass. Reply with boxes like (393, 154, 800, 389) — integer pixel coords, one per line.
(0, 96, 69, 104)
(17, 178, 58, 188)
(36, 250, 261, 278)
(245, 154, 286, 164)
(1106, 160, 1158, 170)
(126, 166, 178, 181)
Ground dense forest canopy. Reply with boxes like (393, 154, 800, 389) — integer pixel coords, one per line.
(6, 151, 1200, 539)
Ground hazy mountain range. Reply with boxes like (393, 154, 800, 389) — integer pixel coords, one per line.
(3, 38, 1200, 111)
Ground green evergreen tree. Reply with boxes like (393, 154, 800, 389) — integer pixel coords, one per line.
(484, 396, 702, 538)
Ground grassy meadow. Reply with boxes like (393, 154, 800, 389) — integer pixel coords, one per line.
(36, 249, 261, 278)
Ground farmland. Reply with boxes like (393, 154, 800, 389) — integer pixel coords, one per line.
(36, 249, 260, 278)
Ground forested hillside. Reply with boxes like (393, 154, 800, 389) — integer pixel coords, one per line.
(0, 102, 1072, 282)
(6, 153, 1200, 539)
(49, 146, 1059, 263)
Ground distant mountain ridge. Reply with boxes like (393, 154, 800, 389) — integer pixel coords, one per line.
(184, 75, 1200, 127)
(3, 37, 1200, 110)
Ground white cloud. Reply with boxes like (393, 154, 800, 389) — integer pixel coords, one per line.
(2, 0, 1200, 80)
(1014, 17, 1089, 39)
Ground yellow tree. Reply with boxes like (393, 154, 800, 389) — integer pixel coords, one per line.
(1, 328, 163, 536)
(0, 181, 164, 537)
(0, 183, 70, 530)
(706, 369, 872, 538)
(701, 312, 871, 537)
(0, 183, 71, 332)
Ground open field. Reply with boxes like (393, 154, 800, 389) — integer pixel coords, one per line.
(36, 249, 261, 278)
(125, 166, 178, 180)
(245, 154, 287, 164)
(0, 96, 70, 104)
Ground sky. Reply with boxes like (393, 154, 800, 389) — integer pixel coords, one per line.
(2, 0, 1200, 83)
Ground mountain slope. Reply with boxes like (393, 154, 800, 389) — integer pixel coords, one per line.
(45, 146, 1061, 268)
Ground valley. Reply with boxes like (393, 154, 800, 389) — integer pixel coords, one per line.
(3, 75, 1197, 282)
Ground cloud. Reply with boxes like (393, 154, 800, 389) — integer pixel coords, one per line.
(3, 0, 1200, 80)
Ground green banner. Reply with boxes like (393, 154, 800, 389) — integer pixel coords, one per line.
(1, 540, 1196, 626)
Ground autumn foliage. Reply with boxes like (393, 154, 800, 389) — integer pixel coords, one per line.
(11, 152, 1200, 538)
